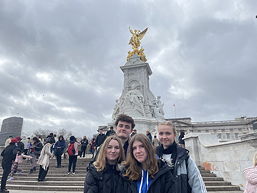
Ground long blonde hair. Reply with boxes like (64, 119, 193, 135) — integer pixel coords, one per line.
(253, 152, 257, 167)
(124, 134, 158, 181)
(93, 136, 125, 171)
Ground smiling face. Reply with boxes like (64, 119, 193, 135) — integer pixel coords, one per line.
(105, 139, 120, 163)
(116, 121, 132, 140)
(158, 124, 176, 149)
(132, 140, 148, 164)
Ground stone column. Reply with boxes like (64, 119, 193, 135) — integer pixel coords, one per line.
(184, 133, 200, 165)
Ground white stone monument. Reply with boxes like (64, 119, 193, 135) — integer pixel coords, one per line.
(112, 28, 165, 133)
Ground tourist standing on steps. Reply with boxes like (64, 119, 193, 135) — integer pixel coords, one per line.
(24, 137, 32, 155)
(95, 128, 106, 149)
(156, 121, 207, 193)
(67, 136, 79, 174)
(122, 134, 175, 193)
(105, 126, 116, 137)
(80, 136, 88, 158)
(16, 136, 24, 153)
(46, 133, 56, 144)
(131, 129, 137, 137)
(77, 140, 82, 157)
(0, 138, 18, 193)
(89, 137, 96, 158)
(243, 152, 257, 193)
(29, 137, 43, 173)
(84, 135, 125, 193)
(54, 135, 66, 168)
(37, 137, 55, 182)
(146, 130, 152, 142)
(178, 131, 185, 148)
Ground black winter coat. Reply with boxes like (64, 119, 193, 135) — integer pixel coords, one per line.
(122, 160, 175, 193)
(156, 143, 191, 193)
(95, 134, 106, 147)
(54, 140, 66, 156)
(17, 141, 25, 152)
(1, 143, 17, 169)
(84, 163, 123, 193)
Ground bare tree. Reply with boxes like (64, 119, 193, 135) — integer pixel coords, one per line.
(32, 128, 72, 140)
(57, 128, 72, 140)
(33, 128, 55, 138)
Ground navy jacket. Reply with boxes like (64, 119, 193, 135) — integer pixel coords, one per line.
(122, 160, 175, 193)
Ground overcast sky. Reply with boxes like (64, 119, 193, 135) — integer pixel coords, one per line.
(0, 0, 256, 137)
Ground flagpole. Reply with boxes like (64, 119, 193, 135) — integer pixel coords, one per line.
(173, 104, 176, 118)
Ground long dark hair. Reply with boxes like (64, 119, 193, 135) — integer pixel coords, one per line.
(124, 134, 158, 180)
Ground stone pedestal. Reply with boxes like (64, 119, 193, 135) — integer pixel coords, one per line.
(133, 118, 160, 133)
(112, 55, 165, 132)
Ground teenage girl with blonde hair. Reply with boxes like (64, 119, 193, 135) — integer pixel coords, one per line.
(84, 135, 125, 193)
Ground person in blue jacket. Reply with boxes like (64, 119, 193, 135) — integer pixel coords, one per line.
(54, 135, 66, 168)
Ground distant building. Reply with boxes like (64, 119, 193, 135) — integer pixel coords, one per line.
(166, 116, 257, 142)
(0, 117, 23, 146)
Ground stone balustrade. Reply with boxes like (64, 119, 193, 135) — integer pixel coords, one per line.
(184, 132, 257, 190)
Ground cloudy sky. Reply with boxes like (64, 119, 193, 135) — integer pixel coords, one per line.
(0, 0, 256, 137)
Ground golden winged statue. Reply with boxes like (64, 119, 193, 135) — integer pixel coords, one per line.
(127, 27, 148, 62)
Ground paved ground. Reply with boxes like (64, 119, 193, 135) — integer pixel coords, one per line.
(208, 192, 243, 193)
(9, 191, 82, 193)
(9, 190, 244, 193)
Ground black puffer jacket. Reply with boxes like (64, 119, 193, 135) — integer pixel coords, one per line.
(156, 143, 192, 193)
(84, 162, 123, 193)
(122, 160, 175, 193)
(1, 143, 18, 169)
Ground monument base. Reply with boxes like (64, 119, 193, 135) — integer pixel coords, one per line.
(133, 118, 163, 134)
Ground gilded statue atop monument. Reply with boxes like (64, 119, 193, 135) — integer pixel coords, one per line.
(127, 27, 148, 62)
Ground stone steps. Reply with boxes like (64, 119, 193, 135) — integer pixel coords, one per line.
(208, 192, 243, 193)
(5, 165, 87, 169)
(201, 173, 218, 177)
(6, 176, 83, 181)
(205, 181, 232, 186)
(1, 169, 87, 174)
(7, 180, 84, 186)
(206, 186, 241, 191)
(6, 184, 84, 191)
(203, 177, 224, 181)
(199, 167, 242, 192)
(3, 158, 89, 191)
(0, 157, 243, 192)
(9, 173, 86, 177)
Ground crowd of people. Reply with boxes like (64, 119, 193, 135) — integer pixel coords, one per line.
(1, 113, 255, 193)
(0, 132, 92, 192)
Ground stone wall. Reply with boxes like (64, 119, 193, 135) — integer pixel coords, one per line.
(184, 132, 257, 190)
